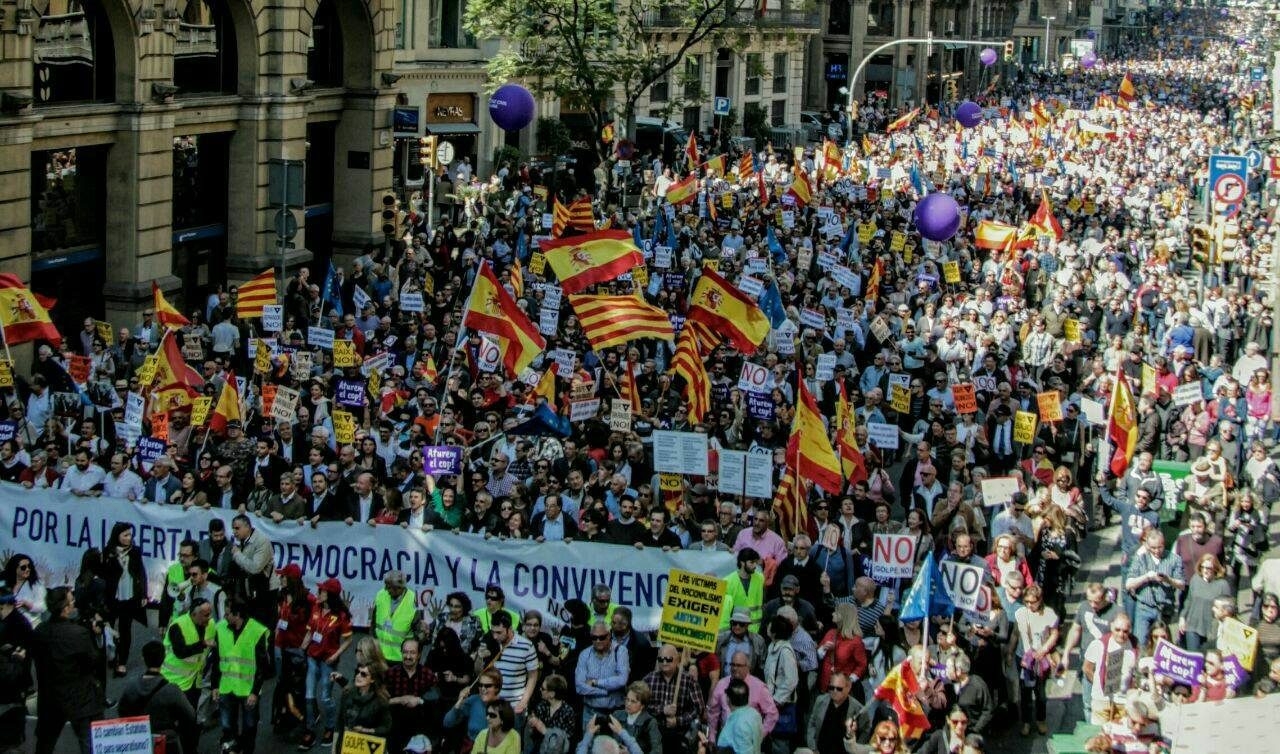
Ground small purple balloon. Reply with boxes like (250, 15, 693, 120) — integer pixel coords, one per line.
(1081, 51, 1098, 70)
(955, 101, 983, 129)
(1086, 29, 1096, 40)
(488, 83, 535, 131)
(914, 193, 962, 243)
(980, 48, 998, 66)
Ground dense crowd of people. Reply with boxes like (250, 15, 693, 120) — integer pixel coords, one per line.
(1, 5, 1279, 754)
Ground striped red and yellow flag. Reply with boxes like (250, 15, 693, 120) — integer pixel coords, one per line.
(234, 269, 277, 318)
(666, 174, 698, 206)
(836, 382, 867, 484)
(684, 131, 699, 172)
(787, 166, 813, 207)
(551, 198, 571, 237)
(773, 464, 809, 542)
(702, 154, 725, 177)
(687, 266, 770, 355)
(737, 154, 755, 180)
(0, 274, 60, 346)
(670, 322, 711, 424)
(152, 281, 190, 330)
(790, 377, 843, 493)
(886, 108, 920, 132)
(874, 660, 932, 741)
(568, 294, 675, 351)
(619, 357, 641, 413)
(567, 196, 596, 232)
(1117, 72, 1137, 103)
(540, 230, 644, 294)
(462, 261, 546, 375)
(209, 370, 241, 435)
(510, 259, 525, 300)
(973, 220, 1020, 250)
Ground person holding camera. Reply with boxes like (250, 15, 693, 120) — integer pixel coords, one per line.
(31, 586, 105, 754)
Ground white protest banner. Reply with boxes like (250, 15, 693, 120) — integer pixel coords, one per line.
(832, 265, 860, 291)
(90, 716, 153, 754)
(800, 308, 826, 330)
(569, 399, 600, 422)
(653, 430, 709, 476)
(610, 399, 632, 432)
(261, 305, 284, 333)
(866, 422, 899, 450)
(871, 533, 917, 579)
(542, 286, 563, 311)
(836, 308, 856, 331)
(815, 354, 836, 381)
(0, 486, 732, 632)
(738, 362, 770, 394)
(291, 351, 314, 380)
(939, 560, 985, 610)
(1079, 396, 1105, 426)
(1172, 382, 1203, 408)
(308, 327, 335, 349)
(539, 308, 559, 335)
(271, 385, 300, 423)
(552, 349, 577, 376)
(738, 276, 764, 298)
(743, 452, 772, 498)
(400, 292, 425, 313)
(361, 351, 392, 377)
(719, 449, 746, 497)
(654, 246, 672, 269)
(979, 477, 1021, 507)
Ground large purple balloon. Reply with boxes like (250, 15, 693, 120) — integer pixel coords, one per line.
(914, 193, 961, 242)
(955, 101, 982, 129)
(1081, 51, 1098, 69)
(488, 84, 535, 131)
(980, 48, 998, 66)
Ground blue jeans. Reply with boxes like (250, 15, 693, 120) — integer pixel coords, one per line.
(305, 656, 337, 731)
(1133, 603, 1164, 647)
(219, 694, 260, 754)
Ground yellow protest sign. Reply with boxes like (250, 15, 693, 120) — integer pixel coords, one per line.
(1013, 411, 1038, 444)
(333, 340, 358, 368)
(332, 410, 356, 445)
(367, 368, 382, 400)
(888, 383, 911, 413)
(631, 265, 649, 288)
(1037, 391, 1063, 423)
(942, 261, 961, 284)
(1063, 318, 1081, 342)
(1218, 617, 1258, 670)
(857, 223, 876, 244)
(191, 396, 213, 427)
(1082, 200, 1097, 215)
(422, 274, 435, 295)
(95, 320, 114, 346)
(889, 231, 906, 252)
(341, 731, 386, 754)
(1066, 197, 1082, 213)
(137, 355, 158, 387)
(529, 252, 546, 276)
(657, 568, 726, 653)
(254, 340, 271, 375)
(720, 193, 734, 208)
(0, 360, 12, 389)
(1141, 363, 1156, 396)
(659, 473, 682, 492)
(902, 244, 914, 264)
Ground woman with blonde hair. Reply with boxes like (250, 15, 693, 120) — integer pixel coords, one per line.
(1031, 504, 1077, 619)
(817, 602, 868, 700)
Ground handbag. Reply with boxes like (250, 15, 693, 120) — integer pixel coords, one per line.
(774, 703, 798, 736)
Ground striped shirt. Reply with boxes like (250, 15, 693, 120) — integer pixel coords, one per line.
(493, 634, 539, 704)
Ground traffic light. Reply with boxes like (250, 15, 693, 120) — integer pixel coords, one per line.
(1189, 223, 1211, 268)
(945, 79, 959, 101)
(381, 192, 399, 237)
(418, 135, 437, 168)
(1003, 41, 1015, 63)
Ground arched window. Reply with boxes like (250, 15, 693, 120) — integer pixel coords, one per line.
(173, 0, 239, 95)
(307, 0, 344, 87)
(32, 0, 116, 104)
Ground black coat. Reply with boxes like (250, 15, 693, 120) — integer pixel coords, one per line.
(32, 617, 105, 720)
(102, 546, 147, 610)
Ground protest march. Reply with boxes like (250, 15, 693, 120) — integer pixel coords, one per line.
(1, 5, 1280, 754)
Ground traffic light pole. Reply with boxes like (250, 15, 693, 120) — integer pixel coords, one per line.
(844, 35, 1005, 129)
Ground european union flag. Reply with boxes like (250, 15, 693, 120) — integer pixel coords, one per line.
(760, 280, 787, 329)
(321, 261, 343, 317)
(765, 226, 787, 265)
(899, 551, 954, 622)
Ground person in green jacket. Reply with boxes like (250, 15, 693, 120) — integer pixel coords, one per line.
(721, 547, 765, 632)
(210, 601, 272, 754)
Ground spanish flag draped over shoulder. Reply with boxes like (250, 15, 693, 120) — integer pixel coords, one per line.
(686, 266, 770, 355)
(462, 260, 546, 376)
(209, 370, 241, 435)
(235, 269, 277, 318)
(567, 294, 675, 350)
(1029, 192, 1064, 240)
(790, 377, 843, 493)
(0, 274, 60, 346)
(540, 230, 644, 294)
(152, 282, 190, 329)
(1118, 73, 1137, 103)
(1108, 369, 1139, 476)
(874, 659, 932, 741)
(886, 108, 920, 133)
(837, 382, 868, 484)
(666, 174, 698, 206)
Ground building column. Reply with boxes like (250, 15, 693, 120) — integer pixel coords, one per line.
(330, 91, 397, 262)
(850, 1, 869, 103)
(893, 0, 912, 107)
(806, 4, 828, 109)
(913, 0, 932, 105)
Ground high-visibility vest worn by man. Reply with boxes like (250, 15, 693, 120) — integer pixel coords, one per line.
(720, 547, 765, 632)
(371, 569, 418, 662)
(210, 602, 271, 754)
(160, 599, 215, 705)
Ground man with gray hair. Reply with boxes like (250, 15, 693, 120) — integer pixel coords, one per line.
(575, 621, 629, 730)
(804, 671, 869, 752)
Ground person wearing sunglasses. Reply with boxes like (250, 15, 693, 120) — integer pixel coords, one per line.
(916, 707, 971, 754)
(472, 699, 518, 753)
(334, 662, 392, 744)
(443, 669, 502, 745)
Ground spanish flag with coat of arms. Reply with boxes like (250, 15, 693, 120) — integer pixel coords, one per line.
(462, 261, 546, 375)
(539, 230, 644, 294)
(686, 266, 770, 355)
(0, 274, 60, 346)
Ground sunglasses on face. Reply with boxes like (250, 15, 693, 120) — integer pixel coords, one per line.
(477, 683, 496, 689)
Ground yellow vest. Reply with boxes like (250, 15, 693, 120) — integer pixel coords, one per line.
(160, 613, 214, 691)
(215, 619, 268, 696)
(720, 570, 765, 632)
(374, 588, 417, 662)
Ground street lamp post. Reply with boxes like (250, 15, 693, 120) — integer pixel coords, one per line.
(1042, 16, 1056, 67)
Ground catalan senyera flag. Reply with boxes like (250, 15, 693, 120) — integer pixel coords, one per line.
(149, 330, 204, 391)
(973, 220, 1021, 250)
(0, 273, 60, 346)
(152, 282, 190, 330)
(737, 154, 755, 180)
(1118, 72, 1137, 103)
(874, 660, 932, 741)
(836, 382, 868, 484)
(209, 370, 241, 435)
(1029, 192, 1064, 240)
(886, 108, 920, 133)
(787, 166, 813, 207)
(684, 131, 699, 172)
(540, 230, 644, 294)
(567, 196, 596, 233)
(1030, 101, 1053, 127)
(666, 174, 698, 206)
(773, 463, 809, 543)
(510, 259, 525, 300)
(567, 294, 675, 351)
(790, 377, 843, 493)
(551, 198, 572, 237)
(687, 266, 770, 355)
(462, 261, 546, 376)
(670, 322, 711, 424)
(1108, 369, 1139, 476)
(234, 269, 277, 318)
(619, 357, 641, 413)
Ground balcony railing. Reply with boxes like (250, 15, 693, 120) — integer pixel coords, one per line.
(642, 7, 820, 30)
(175, 22, 219, 58)
(34, 12, 93, 64)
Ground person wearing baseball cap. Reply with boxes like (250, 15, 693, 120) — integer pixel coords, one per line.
(298, 578, 353, 749)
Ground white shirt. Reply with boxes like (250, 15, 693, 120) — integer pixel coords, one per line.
(103, 468, 145, 501)
(1083, 637, 1139, 702)
(60, 463, 106, 494)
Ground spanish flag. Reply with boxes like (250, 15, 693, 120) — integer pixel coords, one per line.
(836, 382, 867, 484)
(535, 363, 559, 406)
(1117, 73, 1136, 103)
(669, 321, 712, 424)
(790, 377, 843, 494)
(462, 260, 546, 375)
(148, 330, 204, 391)
(151, 382, 200, 417)
(152, 282, 190, 330)
(0, 274, 60, 346)
(1028, 192, 1064, 240)
(865, 258, 883, 302)
(1108, 369, 1139, 476)
(666, 174, 698, 206)
(822, 140, 843, 182)
(568, 294, 675, 350)
(874, 660, 932, 741)
(684, 131, 699, 172)
(686, 266, 770, 355)
(234, 269, 277, 318)
(209, 370, 241, 435)
(540, 230, 644, 294)
(702, 154, 725, 177)
(886, 108, 920, 133)
(787, 166, 813, 207)
(973, 219, 1020, 250)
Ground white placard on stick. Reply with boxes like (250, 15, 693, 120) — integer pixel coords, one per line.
(307, 326, 335, 349)
(1172, 382, 1203, 408)
(980, 476, 1022, 507)
(262, 305, 284, 333)
(866, 421, 899, 450)
(653, 430, 710, 476)
(940, 561, 985, 610)
(738, 362, 769, 393)
(871, 533, 918, 579)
